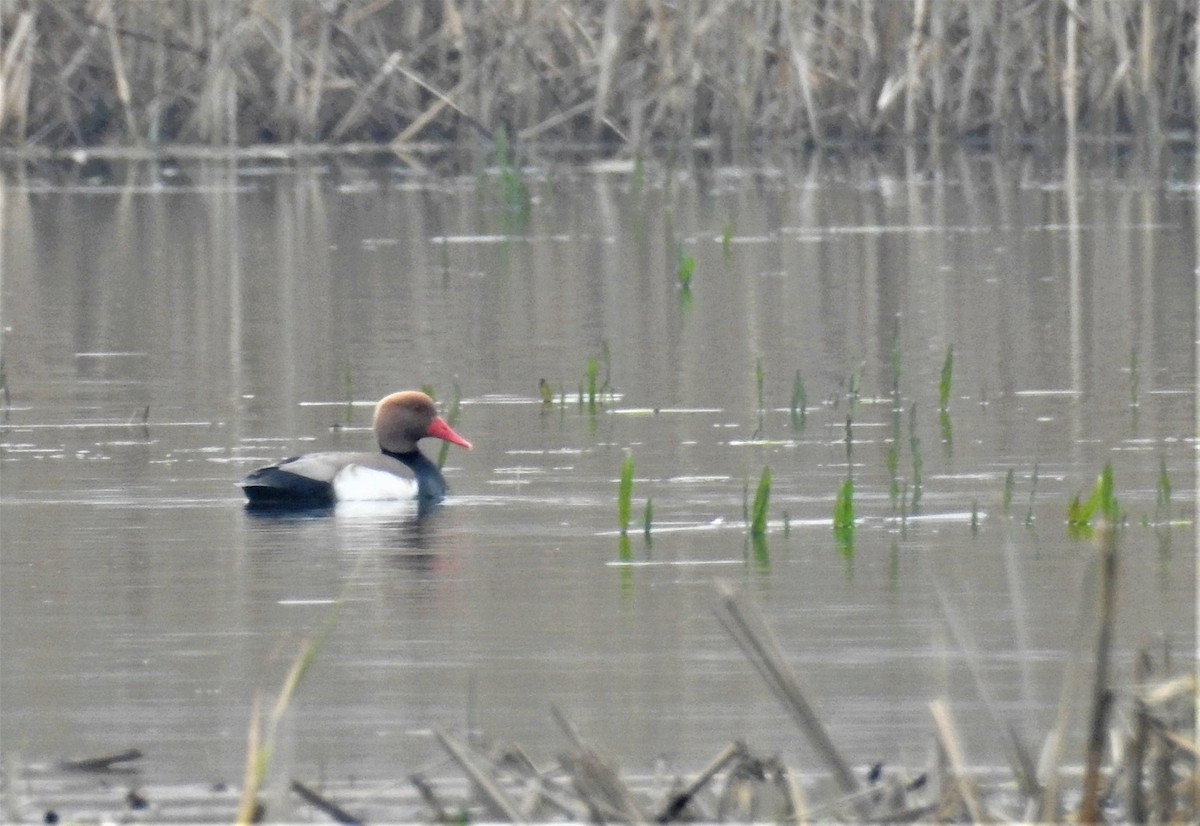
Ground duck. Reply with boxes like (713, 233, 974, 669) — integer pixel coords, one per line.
(239, 390, 472, 508)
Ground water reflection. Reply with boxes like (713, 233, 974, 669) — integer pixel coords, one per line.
(0, 148, 1194, 789)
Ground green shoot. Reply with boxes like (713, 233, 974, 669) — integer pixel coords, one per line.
(908, 404, 923, 510)
(676, 249, 695, 291)
(834, 477, 855, 531)
(585, 357, 599, 410)
(721, 221, 733, 260)
(599, 340, 613, 402)
(538, 378, 554, 405)
(847, 367, 862, 411)
(618, 532, 632, 563)
(750, 466, 771, 537)
(1067, 463, 1119, 532)
(939, 408, 953, 448)
(885, 440, 901, 507)
(938, 345, 954, 411)
(1155, 456, 1171, 521)
(617, 451, 634, 534)
(834, 477, 855, 559)
(790, 370, 807, 430)
(632, 155, 645, 193)
(844, 415, 853, 465)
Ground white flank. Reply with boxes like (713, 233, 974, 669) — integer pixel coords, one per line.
(332, 464, 418, 501)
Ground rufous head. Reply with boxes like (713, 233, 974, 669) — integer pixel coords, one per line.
(373, 390, 473, 455)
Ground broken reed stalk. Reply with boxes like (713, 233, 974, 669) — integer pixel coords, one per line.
(654, 741, 746, 823)
(550, 705, 646, 823)
(290, 779, 362, 825)
(58, 748, 143, 773)
(714, 584, 865, 810)
(433, 728, 528, 823)
(928, 699, 986, 823)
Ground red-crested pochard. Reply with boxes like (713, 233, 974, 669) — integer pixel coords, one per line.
(239, 390, 472, 508)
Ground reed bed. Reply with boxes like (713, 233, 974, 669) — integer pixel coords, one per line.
(1, 1, 1196, 152)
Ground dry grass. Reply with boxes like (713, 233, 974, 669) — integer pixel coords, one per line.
(0, 1, 1196, 151)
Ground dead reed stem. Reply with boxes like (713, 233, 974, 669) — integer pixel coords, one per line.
(929, 699, 987, 823)
(1, 0, 1194, 150)
(1078, 524, 1120, 823)
(434, 727, 528, 823)
(715, 583, 865, 810)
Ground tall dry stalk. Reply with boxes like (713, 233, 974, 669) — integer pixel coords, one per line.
(0, 0, 1195, 149)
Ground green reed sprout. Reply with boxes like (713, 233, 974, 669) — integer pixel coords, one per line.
(938, 345, 954, 411)
(618, 451, 634, 534)
(790, 370, 807, 430)
(676, 249, 695, 290)
(834, 477, 855, 531)
(1067, 463, 1119, 532)
(750, 466, 771, 537)
(1155, 456, 1171, 521)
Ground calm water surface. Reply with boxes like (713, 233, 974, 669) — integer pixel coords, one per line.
(1, 149, 1195, 790)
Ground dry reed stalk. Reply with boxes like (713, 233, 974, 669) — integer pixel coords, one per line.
(903, 0, 927, 137)
(3, 1, 1198, 148)
(714, 584, 865, 810)
(1126, 649, 1151, 822)
(290, 779, 362, 825)
(1034, 553, 1098, 822)
(433, 727, 528, 823)
(934, 584, 1039, 801)
(234, 693, 265, 825)
(101, 0, 138, 144)
(1064, 0, 1080, 143)
(783, 0, 821, 143)
(559, 749, 647, 823)
(1078, 524, 1120, 823)
(592, 0, 621, 142)
(654, 741, 745, 823)
(928, 699, 987, 823)
(0, 9, 35, 140)
(550, 704, 646, 823)
(329, 50, 402, 142)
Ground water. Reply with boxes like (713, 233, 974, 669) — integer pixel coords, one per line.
(1, 149, 1195, 797)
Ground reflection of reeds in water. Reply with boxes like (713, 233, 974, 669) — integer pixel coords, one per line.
(5, 3, 1193, 148)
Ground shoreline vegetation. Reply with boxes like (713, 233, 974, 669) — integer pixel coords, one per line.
(1, 1, 1197, 156)
(9, 584, 1197, 823)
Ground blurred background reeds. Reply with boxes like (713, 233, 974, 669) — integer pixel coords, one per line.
(1, 0, 1196, 151)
